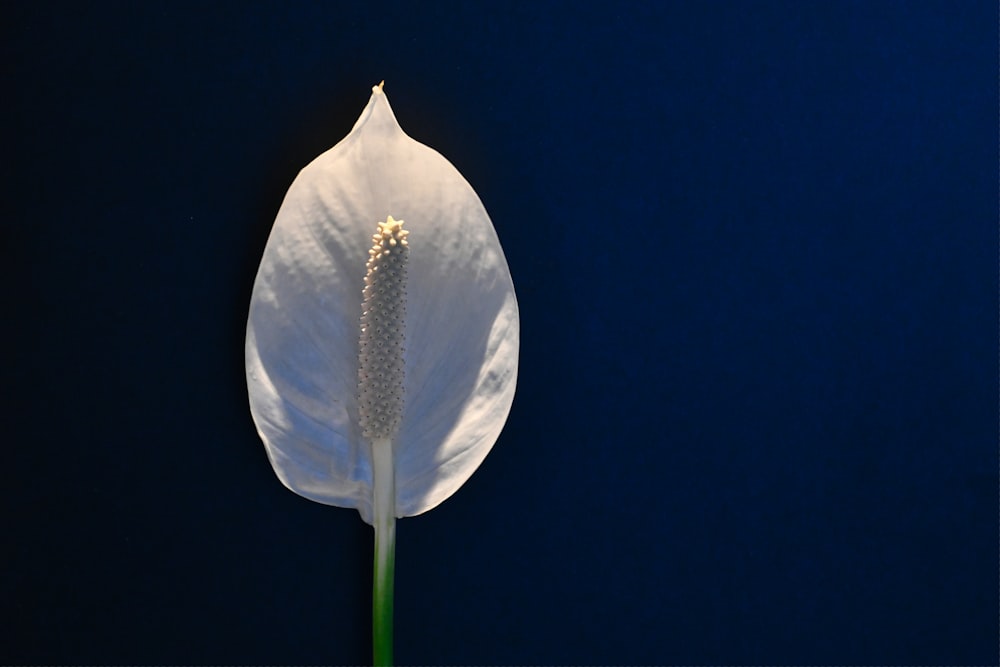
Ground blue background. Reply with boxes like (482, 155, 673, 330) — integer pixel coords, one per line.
(4, 1, 996, 664)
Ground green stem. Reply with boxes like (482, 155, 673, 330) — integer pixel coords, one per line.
(372, 437, 396, 667)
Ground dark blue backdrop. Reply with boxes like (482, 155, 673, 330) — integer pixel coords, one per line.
(4, 1, 996, 664)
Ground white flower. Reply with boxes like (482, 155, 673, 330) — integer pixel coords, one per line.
(246, 84, 519, 525)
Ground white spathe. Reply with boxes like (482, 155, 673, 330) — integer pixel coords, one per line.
(246, 85, 519, 525)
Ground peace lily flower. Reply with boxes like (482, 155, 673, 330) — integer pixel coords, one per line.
(245, 83, 519, 665)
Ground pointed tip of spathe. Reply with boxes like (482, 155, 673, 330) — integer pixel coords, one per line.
(352, 81, 401, 135)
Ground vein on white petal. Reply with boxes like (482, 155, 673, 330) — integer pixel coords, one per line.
(249, 336, 369, 511)
(396, 292, 518, 516)
(251, 296, 346, 412)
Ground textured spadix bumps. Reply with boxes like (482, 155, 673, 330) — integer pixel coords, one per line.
(358, 216, 409, 442)
(246, 86, 519, 524)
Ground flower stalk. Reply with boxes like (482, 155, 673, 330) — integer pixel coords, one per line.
(371, 436, 395, 666)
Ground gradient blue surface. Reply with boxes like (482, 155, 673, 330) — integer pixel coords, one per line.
(3, 1, 996, 664)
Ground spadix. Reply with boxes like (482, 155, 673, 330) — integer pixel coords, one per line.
(245, 83, 518, 664)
